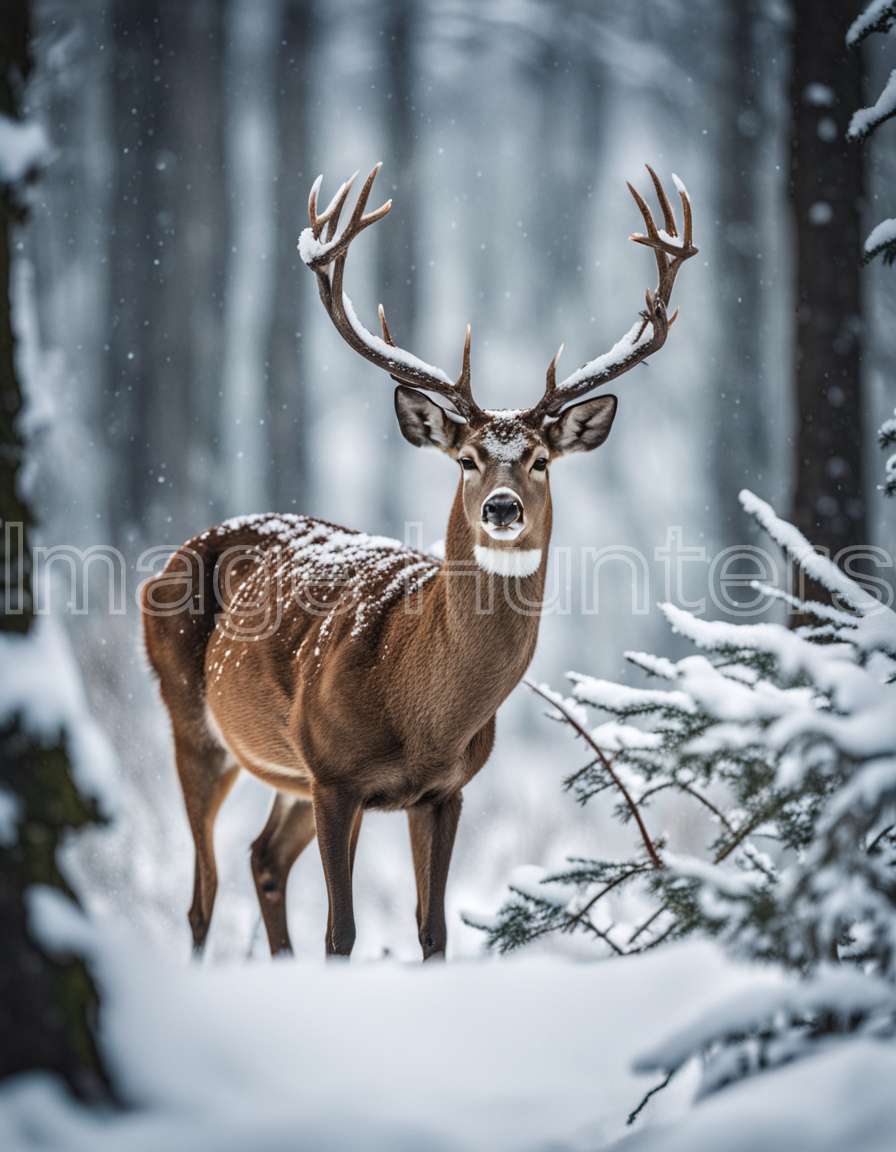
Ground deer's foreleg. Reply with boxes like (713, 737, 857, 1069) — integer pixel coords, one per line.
(312, 783, 362, 957)
(326, 807, 364, 946)
(407, 792, 463, 961)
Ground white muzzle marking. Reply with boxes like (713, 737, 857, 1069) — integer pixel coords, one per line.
(481, 520, 524, 541)
(474, 546, 542, 577)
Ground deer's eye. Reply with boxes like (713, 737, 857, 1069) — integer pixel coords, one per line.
(532, 457, 549, 472)
(460, 457, 477, 471)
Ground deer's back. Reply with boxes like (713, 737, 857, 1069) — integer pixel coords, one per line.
(143, 514, 472, 803)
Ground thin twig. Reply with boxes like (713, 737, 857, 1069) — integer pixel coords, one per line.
(626, 904, 667, 947)
(639, 780, 736, 837)
(562, 866, 647, 929)
(580, 918, 626, 956)
(526, 680, 662, 868)
(868, 824, 896, 855)
(713, 804, 778, 864)
(679, 783, 737, 833)
(627, 1067, 677, 1126)
(564, 756, 607, 788)
(634, 920, 679, 953)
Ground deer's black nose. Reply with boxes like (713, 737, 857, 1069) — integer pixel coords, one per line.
(482, 495, 522, 527)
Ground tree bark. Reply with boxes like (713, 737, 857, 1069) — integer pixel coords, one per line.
(789, 0, 866, 564)
(713, 0, 771, 536)
(268, 0, 315, 514)
(0, 0, 111, 1099)
(107, 0, 229, 545)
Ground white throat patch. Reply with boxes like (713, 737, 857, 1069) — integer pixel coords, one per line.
(474, 545, 542, 577)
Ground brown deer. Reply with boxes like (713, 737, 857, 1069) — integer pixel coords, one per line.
(142, 163, 696, 960)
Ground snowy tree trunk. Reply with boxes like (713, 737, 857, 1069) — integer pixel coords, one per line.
(0, 0, 110, 1099)
(789, 0, 867, 570)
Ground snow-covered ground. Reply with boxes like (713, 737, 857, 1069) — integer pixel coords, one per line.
(2, 904, 896, 1152)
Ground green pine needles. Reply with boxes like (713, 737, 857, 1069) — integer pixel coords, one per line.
(469, 491, 896, 980)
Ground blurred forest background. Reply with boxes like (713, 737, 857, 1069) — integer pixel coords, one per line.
(10, 0, 896, 961)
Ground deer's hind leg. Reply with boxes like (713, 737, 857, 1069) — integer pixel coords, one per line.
(173, 725, 240, 956)
(251, 792, 318, 956)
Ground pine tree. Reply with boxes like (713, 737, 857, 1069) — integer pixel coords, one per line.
(0, 0, 111, 1100)
(467, 489, 896, 1102)
(846, 1, 896, 264)
(881, 409, 896, 496)
(845, 8, 896, 501)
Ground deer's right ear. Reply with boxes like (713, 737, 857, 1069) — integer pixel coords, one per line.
(394, 386, 465, 452)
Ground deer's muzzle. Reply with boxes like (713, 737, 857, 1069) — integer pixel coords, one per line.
(482, 492, 522, 528)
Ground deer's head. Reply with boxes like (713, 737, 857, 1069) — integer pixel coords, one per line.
(394, 386, 616, 569)
(299, 164, 695, 572)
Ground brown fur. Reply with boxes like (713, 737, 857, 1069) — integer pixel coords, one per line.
(144, 159, 697, 961)
(142, 413, 575, 960)
(142, 323, 622, 963)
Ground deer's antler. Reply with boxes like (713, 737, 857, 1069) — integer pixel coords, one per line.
(527, 166, 697, 423)
(299, 164, 481, 421)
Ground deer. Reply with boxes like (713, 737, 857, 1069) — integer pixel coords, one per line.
(141, 163, 696, 961)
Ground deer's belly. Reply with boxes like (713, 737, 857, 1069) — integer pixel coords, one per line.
(205, 629, 311, 792)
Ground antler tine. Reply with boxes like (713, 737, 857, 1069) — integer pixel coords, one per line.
(378, 303, 395, 346)
(308, 175, 323, 238)
(457, 325, 473, 399)
(545, 343, 564, 397)
(347, 162, 383, 230)
(300, 167, 481, 421)
(308, 172, 356, 241)
(527, 168, 697, 423)
(627, 180, 671, 293)
(645, 164, 676, 237)
(627, 180, 660, 240)
(674, 174, 693, 248)
(325, 173, 358, 243)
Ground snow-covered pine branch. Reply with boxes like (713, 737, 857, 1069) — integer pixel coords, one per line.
(846, 0, 896, 47)
(864, 218, 896, 267)
(473, 491, 896, 1097)
(634, 967, 896, 1100)
(847, 69, 896, 143)
(847, 9, 896, 271)
(881, 410, 896, 496)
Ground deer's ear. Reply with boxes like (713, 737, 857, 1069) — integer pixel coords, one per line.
(394, 386, 465, 452)
(544, 394, 617, 456)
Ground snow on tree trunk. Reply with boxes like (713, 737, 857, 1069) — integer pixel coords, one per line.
(846, 3, 896, 497)
(0, 0, 112, 1101)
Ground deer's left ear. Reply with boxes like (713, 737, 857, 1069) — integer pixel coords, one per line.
(544, 394, 618, 455)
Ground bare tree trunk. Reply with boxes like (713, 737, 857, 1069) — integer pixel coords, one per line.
(268, 0, 315, 514)
(105, 0, 230, 544)
(713, 0, 771, 536)
(106, 0, 162, 544)
(219, 0, 280, 518)
(376, 0, 419, 534)
(155, 0, 229, 533)
(378, 0, 417, 342)
(789, 0, 866, 564)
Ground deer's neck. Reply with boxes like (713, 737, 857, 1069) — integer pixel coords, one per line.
(429, 483, 550, 717)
